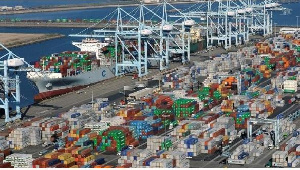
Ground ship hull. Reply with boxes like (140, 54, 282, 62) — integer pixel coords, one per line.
(34, 85, 85, 101)
(28, 66, 136, 101)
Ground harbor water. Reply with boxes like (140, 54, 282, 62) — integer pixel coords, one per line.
(0, 0, 121, 8)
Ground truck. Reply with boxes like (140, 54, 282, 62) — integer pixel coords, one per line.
(268, 143, 274, 150)
(265, 158, 272, 167)
(229, 135, 236, 144)
(272, 162, 285, 167)
(296, 94, 300, 100)
(237, 129, 246, 138)
(227, 158, 245, 165)
(288, 97, 296, 104)
(283, 80, 297, 93)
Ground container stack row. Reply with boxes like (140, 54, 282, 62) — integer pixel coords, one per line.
(4, 154, 33, 168)
(7, 127, 42, 150)
(31, 117, 69, 142)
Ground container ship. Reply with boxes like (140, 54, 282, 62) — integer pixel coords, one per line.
(27, 38, 135, 101)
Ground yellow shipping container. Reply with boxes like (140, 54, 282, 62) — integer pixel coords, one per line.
(63, 157, 75, 165)
(58, 153, 72, 160)
(259, 65, 266, 71)
(223, 135, 229, 141)
(45, 152, 55, 159)
(178, 129, 185, 133)
(70, 165, 78, 168)
(135, 112, 143, 116)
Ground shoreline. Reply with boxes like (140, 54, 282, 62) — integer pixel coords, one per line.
(0, 33, 65, 49)
(0, 21, 296, 29)
(0, 0, 298, 15)
(0, 1, 196, 15)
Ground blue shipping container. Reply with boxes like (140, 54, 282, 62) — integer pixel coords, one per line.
(95, 158, 105, 165)
(145, 157, 156, 166)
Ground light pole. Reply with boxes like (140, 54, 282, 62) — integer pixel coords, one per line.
(297, 16, 299, 29)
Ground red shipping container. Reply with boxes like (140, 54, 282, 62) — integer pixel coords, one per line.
(288, 147, 296, 154)
(0, 162, 12, 168)
(280, 143, 287, 151)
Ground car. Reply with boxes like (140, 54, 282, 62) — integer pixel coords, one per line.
(76, 90, 84, 94)
(222, 151, 231, 157)
(117, 151, 121, 156)
(128, 145, 134, 150)
(219, 158, 227, 164)
(39, 149, 48, 156)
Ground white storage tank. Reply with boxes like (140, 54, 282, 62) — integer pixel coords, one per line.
(7, 58, 24, 67)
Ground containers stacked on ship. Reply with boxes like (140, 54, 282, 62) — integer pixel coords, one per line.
(4, 154, 33, 168)
(7, 127, 42, 150)
(33, 51, 98, 76)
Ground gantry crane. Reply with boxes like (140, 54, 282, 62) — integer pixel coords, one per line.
(0, 44, 40, 123)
